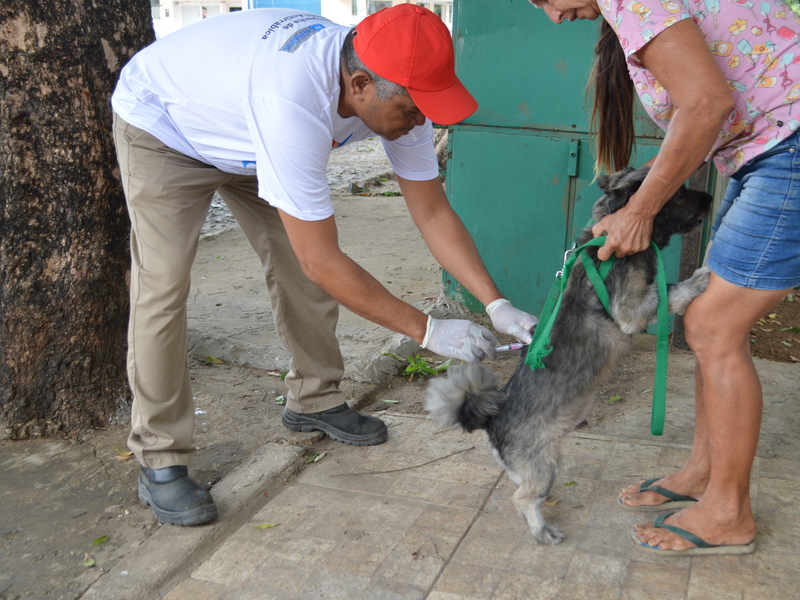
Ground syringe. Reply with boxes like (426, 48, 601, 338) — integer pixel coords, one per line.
(495, 343, 529, 352)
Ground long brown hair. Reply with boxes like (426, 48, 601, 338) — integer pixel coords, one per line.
(589, 20, 636, 176)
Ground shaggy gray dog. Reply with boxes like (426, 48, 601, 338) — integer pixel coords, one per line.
(425, 166, 712, 545)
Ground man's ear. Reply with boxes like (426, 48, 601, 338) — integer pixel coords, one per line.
(349, 70, 372, 100)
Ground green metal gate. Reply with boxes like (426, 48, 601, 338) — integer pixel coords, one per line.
(443, 0, 681, 315)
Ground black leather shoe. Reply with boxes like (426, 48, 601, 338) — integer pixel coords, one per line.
(282, 403, 388, 446)
(138, 465, 218, 526)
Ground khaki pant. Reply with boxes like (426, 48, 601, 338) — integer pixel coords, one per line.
(113, 114, 346, 468)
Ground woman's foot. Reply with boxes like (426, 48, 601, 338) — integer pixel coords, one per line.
(618, 472, 707, 510)
(632, 500, 756, 551)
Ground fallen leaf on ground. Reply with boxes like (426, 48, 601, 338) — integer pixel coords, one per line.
(114, 447, 133, 460)
(306, 452, 326, 464)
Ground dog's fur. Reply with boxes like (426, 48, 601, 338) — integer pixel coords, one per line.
(425, 166, 713, 545)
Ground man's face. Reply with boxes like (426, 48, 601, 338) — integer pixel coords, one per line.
(359, 89, 427, 141)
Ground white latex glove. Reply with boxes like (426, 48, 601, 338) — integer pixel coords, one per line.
(485, 298, 537, 344)
(421, 316, 498, 363)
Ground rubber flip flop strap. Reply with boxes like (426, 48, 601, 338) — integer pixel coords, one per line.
(525, 237, 609, 370)
(640, 481, 697, 503)
(653, 512, 715, 548)
(651, 242, 668, 436)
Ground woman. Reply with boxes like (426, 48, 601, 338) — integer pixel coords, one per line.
(529, 0, 800, 555)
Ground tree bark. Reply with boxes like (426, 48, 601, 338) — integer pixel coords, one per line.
(0, 0, 154, 438)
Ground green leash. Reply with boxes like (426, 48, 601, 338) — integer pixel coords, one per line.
(525, 238, 669, 436)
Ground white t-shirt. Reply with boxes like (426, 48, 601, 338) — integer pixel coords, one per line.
(112, 9, 439, 221)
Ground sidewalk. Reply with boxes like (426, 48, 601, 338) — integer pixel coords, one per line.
(88, 346, 800, 600)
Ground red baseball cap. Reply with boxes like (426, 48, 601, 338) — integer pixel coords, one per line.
(354, 4, 478, 125)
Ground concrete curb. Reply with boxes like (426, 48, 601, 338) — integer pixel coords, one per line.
(82, 443, 307, 600)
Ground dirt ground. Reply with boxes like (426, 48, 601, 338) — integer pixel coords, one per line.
(749, 290, 800, 364)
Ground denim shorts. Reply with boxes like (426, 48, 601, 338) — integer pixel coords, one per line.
(707, 131, 800, 291)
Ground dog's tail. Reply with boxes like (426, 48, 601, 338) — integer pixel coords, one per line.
(425, 364, 505, 432)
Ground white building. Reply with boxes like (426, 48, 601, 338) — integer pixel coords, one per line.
(151, 0, 452, 38)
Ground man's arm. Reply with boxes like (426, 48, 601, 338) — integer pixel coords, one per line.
(397, 175, 503, 306)
(278, 208, 501, 361)
(397, 175, 537, 342)
(278, 209, 429, 344)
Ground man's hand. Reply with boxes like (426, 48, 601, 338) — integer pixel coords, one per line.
(485, 299, 537, 344)
(422, 317, 498, 363)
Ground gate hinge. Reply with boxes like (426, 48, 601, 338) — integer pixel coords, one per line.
(567, 140, 580, 177)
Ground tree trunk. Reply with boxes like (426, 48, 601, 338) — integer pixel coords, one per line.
(0, 0, 154, 438)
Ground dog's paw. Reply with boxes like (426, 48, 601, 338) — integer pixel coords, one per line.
(533, 524, 566, 545)
(687, 266, 711, 290)
(668, 266, 711, 315)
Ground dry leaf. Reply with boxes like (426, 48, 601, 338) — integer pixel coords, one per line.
(544, 499, 560, 506)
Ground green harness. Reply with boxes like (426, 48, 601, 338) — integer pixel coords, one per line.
(524, 237, 669, 435)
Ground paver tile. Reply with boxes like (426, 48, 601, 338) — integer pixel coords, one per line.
(296, 569, 372, 600)
(600, 442, 662, 482)
(620, 560, 689, 599)
(433, 560, 502, 598)
(191, 538, 270, 586)
(560, 437, 616, 480)
(507, 534, 579, 577)
(564, 548, 628, 587)
(163, 578, 231, 600)
(490, 570, 564, 600)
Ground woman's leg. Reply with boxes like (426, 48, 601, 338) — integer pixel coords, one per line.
(620, 349, 751, 510)
(633, 273, 789, 549)
(618, 365, 712, 508)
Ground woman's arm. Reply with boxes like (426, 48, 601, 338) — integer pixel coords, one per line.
(593, 18, 734, 261)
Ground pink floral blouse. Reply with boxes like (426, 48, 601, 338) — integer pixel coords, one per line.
(599, 0, 800, 175)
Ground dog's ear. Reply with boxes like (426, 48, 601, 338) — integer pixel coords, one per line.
(596, 174, 612, 192)
(597, 166, 635, 192)
(686, 189, 714, 212)
(605, 166, 649, 214)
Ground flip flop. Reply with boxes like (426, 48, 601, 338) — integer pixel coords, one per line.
(618, 477, 698, 512)
(629, 512, 756, 557)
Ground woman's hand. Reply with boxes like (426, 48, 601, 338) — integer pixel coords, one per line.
(592, 193, 654, 261)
